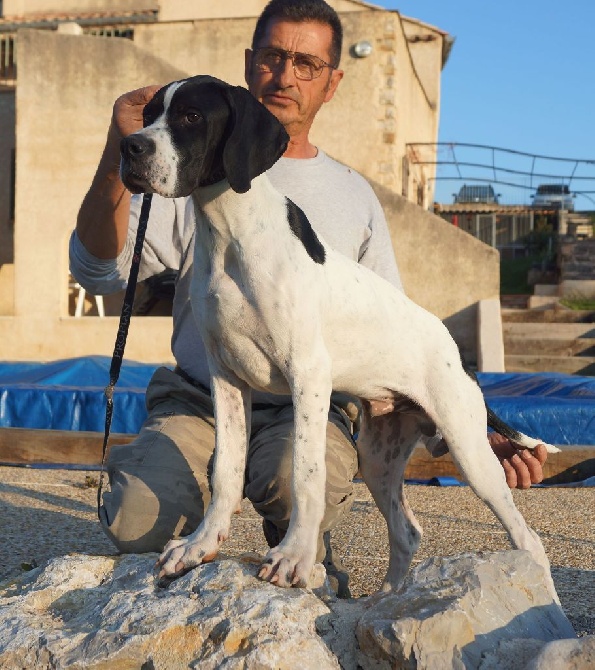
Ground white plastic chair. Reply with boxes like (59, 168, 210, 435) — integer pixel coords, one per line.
(70, 279, 105, 317)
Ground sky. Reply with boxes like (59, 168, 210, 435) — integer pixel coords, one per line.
(373, 1, 595, 208)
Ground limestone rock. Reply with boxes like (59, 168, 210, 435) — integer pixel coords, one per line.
(356, 550, 576, 669)
(0, 550, 581, 669)
(525, 635, 595, 670)
(0, 553, 341, 669)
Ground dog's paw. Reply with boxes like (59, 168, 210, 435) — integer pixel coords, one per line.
(155, 528, 227, 582)
(257, 546, 315, 588)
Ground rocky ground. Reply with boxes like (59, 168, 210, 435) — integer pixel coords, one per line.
(1, 466, 593, 636)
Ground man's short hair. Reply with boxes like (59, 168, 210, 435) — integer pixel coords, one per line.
(252, 0, 343, 68)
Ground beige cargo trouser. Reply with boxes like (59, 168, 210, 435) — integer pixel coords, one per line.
(99, 367, 359, 562)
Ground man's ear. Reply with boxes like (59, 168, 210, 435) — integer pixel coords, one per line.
(222, 86, 289, 193)
(324, 68, 343, 104)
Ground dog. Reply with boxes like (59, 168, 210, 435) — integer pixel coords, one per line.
(120, 75, 560, 601)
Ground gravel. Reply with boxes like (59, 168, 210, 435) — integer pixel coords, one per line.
(1, 467, 593, 636)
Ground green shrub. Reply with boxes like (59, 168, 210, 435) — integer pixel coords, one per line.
(500, 256, 538, 294)
(559, 297, 595, 311)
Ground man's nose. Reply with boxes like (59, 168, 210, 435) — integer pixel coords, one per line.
(274, 56, 297, 87)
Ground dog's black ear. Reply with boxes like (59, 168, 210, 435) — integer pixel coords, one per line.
(222, 86, 289, 193)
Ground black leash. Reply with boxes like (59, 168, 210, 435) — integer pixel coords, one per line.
(97, 192, 153, 517)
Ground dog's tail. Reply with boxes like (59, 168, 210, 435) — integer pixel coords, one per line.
(485, 406, 560, 454)
(463, 356, 560, 454)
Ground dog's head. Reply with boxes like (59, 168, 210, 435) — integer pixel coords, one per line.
(120, 75, 289, 197)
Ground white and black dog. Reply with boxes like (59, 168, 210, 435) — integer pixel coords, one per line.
(120, 75, 559, 600)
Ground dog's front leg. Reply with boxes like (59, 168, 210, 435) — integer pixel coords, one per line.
(258, 357, 332, 589)
(156, 370, 250, 581)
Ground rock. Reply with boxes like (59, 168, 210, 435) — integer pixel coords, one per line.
(0, 553, 343, 669)
(477, 638, 553, 670)
(525, 635, 595, 670)
(356, 550, 576, 669)
(0, 550, 580, 669)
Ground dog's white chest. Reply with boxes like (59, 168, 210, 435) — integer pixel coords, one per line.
(190, 250, 293, 394)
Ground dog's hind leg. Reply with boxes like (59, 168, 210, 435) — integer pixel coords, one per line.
(434, 384, 560, 603)
(356, 402, 428, 592)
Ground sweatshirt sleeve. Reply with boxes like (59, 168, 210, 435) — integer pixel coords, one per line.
(69, 194, 193, 294)
(357, 192, 404, 292)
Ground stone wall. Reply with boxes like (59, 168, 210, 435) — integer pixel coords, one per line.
(373, 182, 500, 363)
(558, 236, 595, 299)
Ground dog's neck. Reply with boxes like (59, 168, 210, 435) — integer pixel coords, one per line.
(191, 174, 281, 243)
(190, 173, 326, 268)
(188, 173, 290, 299)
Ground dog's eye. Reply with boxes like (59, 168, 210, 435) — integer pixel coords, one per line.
(184, 111, 202, 124)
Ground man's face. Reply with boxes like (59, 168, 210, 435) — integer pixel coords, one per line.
(245, 19, 343, 141)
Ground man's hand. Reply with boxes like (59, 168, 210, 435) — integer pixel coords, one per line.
(112, 85, 162, 140)
(489, 432, 548, 489)
(76, 84, 163, 259)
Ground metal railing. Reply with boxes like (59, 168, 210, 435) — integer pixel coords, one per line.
(407, 142, 595, 208)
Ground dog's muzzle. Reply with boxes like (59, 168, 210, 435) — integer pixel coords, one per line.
(121, 133, 156, 160)
(120, 134, 157, 193)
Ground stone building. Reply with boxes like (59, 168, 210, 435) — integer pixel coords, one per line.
(0, 0, 502, 369)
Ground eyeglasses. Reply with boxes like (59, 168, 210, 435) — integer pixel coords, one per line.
(252, 47, 335, 81)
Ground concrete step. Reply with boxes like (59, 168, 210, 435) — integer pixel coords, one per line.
(501, 308, 595, 323)
(505, 354, 595, 375)
(500, 294, 530, 309)
(504, 338, 595, 357)
(500, 302, 595, 374)
(503, 322, 595, 339)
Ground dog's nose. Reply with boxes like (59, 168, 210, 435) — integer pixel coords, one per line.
(120, 134, 154, 158)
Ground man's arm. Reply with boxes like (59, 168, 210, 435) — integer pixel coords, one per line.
(76, 85, 161, 259)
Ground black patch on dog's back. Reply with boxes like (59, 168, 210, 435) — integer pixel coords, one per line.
(286, 199, 326, 264)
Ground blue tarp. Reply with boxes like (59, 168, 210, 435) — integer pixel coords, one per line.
(0, 357, 156, 434)
(0, 357, 594, 444)
(479, 372, 595, 445)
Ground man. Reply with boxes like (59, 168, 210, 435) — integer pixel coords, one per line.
(71, 0, 546, 595)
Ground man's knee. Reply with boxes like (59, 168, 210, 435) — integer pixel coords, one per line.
(98, 408, 215, 554)
(99, 462, 208, 553)
(245, 413, 358, 532)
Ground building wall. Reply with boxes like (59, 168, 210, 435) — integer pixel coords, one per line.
(0, 29, 183, 361)
(156, 0, 386, 22)
(132, 10, 441, 198)
(3, 0, 383, 20)
(158, 0, 280, 23)
(0, 28, 498, 366)
(3, 0, 145, 16)
(373, 182, 500, 361)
